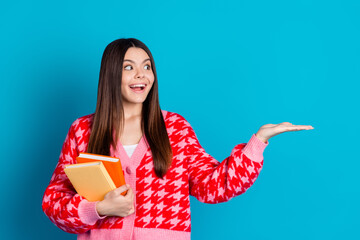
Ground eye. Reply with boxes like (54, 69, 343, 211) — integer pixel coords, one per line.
(144, 64, 151, 70)
(124, 65, 132, 70)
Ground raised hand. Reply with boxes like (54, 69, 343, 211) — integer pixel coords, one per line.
(255, 122, 314, 143)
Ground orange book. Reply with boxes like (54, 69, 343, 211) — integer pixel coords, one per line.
(64, 162, 116, 202)
(76, 152, 127, 195)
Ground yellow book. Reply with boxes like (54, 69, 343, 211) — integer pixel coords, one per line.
(64, 161, 116, 202)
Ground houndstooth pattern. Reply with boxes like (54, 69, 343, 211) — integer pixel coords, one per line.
(42, 111, 264, 234)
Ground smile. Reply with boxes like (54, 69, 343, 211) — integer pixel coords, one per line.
(129, 83, 147, 93)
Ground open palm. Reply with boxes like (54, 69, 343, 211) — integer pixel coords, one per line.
(256, 122, 314, 143)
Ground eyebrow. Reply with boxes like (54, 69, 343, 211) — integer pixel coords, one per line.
(123, 58, 151, 64)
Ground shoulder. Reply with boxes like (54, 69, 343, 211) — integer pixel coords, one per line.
(162, 110, 192, 128)
(69, 113, 94, 133)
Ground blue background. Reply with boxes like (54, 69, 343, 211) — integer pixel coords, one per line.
(1, 0, 359, 239)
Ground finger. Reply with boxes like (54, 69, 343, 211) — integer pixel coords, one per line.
(264, 124, 277, 127)
(113, 184, 129, 195)
(282, 125, 314, 131)
(279, 122, 293, 125)
(290, 125, 314, 129)
(128, 207, 135, 215)
(124, 186, 134, 197)
(259, 124, 276, 129)
(129, 205, 135, 215)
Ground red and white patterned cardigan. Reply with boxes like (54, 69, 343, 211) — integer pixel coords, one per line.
(42, 110, 268, 240)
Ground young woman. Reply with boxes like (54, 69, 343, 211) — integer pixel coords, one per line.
(42, 38, 313, 239)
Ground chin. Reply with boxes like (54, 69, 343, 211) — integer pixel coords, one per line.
(123, 97, 148, 105)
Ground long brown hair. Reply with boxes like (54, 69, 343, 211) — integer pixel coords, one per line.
(87, 38, 172, 178)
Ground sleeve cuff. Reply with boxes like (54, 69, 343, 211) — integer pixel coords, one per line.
(241, 134, 268, 163)
(78, 200, 106, 225)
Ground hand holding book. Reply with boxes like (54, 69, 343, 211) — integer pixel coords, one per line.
(96, 184, 135, 217)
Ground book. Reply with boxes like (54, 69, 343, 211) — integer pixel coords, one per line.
(64, 161, 116, 202)
(76, 152, 127, 195)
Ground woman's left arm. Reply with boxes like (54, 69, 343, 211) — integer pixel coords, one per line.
(184, 118, 313, 204)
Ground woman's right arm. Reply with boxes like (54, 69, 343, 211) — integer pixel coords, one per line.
(42, 120, 136, 233)
(42, 122, 104, 234)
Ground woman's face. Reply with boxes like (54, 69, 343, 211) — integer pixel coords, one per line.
(121, 47, 155, 106)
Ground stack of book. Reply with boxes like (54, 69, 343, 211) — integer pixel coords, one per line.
(64, 153, 126, 202)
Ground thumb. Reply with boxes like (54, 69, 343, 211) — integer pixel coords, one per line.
(279, 122, 292, 125)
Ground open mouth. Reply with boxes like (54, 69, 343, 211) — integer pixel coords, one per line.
(129, 83, 146, 91)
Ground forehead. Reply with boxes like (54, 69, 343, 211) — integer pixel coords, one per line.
(124, 47, 150, 61)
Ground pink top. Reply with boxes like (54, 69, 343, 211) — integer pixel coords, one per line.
(42, 110, 268, 240)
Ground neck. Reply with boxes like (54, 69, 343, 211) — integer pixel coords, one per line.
(122, 102, 143, 119)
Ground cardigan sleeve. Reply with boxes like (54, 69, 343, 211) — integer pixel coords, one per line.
(183, 118, 268, 204)
(42, 120, 104, 234)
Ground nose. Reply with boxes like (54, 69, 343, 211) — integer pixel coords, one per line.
(135, 67, 145, 79)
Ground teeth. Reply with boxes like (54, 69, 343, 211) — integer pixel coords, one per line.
(130, 84, 146, 88)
